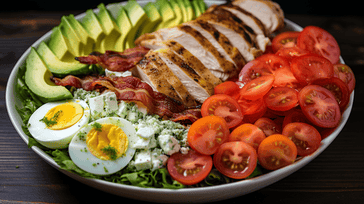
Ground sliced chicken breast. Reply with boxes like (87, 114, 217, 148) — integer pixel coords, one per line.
(232, 0, 284, 34)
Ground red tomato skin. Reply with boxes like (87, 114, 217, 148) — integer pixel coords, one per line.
(333, 63, 356, 94)
(272, 31, 300, 53)
(167, 150, 213, 185)
(264, 87, 299, 112)
(239, 75, 275, 100)
(229, 123, 266, 151)
(312, 77, 350, 112)
(213, 141, 258, 179)
(201, 94, 244, 129)
(214, 81, 241, 97)
(187, 115, 230, 155)
(254, 117, 282, 137)
(275, 46, 309, 62)
(258, 134, 297, 170)
(298, 85, 341, 128)
(291, 54, 335, 85)
(238, 59, 273, 85)
(297, 26, 340, 64)
(282, 122, 322, 156)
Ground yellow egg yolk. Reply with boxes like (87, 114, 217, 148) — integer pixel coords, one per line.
(43, 102, 84, 130)
(86, 123, 129, 161)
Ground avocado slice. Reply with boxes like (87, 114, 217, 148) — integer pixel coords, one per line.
(113, 5, 133, 51)
(154, 0, 177, 30)
(191, 0, 202, 17)
(37, 41, 90, 77)
(81, 9, 106, 53)
(97, 3, 121, 52)
(169, 0, 184, 26)
(25, 48, 73, 103)
(138, 2, 162, 36)
(176, 0, 188, 23)
(183, 0, 195, 21)
(198, 0, 207, 13)
(65, 14, 95, 56)
(124, 0, 148, 48)
(60, 16, 84, 57)
(47, 27, 75, 62)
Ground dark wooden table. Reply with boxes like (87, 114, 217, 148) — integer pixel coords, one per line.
(1, 9, 364, 204)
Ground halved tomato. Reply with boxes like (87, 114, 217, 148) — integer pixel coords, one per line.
(275, 46, 309, 61)
(282, 108, 311, 128)
(264, 87, 299, 112)
(312, 77, 350, 112)
(229, 123, 266, 151)
(291, 54, 335, 85)
(256, 54, 299, 88)
(282, 122, 322, 156)
(237, 97, 265, 116)
(214, 81, 241, 97)
(239, 75, 275, 100)
(298, 85, 341, 128)
(258, 134, 297, 170)
(297, 26, 340, 64)
(333, 63, 356, 94)
(187, 115, 230, 155)
(201, 94, 244, 128)
(272, 31, 300, 53)
(167, 150, 213, 185)
(254, 117, 282, 137)
(238, 59, 273, 85)
(213, 141, 257, 179)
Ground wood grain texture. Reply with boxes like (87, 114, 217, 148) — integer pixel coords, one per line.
(1, 11, 364, 203)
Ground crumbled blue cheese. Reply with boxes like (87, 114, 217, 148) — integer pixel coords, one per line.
(88, 92, 119, 120)
(133, 150, 152, 171)
(158, 134, 180, 155)
(151, 149, 168, 171)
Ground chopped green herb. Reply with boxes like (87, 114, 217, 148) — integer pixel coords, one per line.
(91, 122, 103, 132)
(104, 166, 109, 173)
(101, 145, 118, 160)
(39, 110, 62, 127)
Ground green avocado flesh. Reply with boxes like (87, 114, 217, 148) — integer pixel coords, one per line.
(25, 48, 73, 103)
(23, 0, 205, 102)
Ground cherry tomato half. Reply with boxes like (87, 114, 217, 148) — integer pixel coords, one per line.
(167, 150, 213, 185)
(282, 122, 322, 156)
(229, 123, 266, 151)
(239, 75, 275, 100)
(214, 81, 241, 97)
(272, 31, 301, 53)
(298, 85, 341, 128)
(333, 63, 356, 94)
(264, 87, 299, 112)
(201, 94, 244, 128)
(291, 54, 334, 85)
(254, 117, 282, 137)
(258, 134, 297, 170)
(187, 115, 230, 155)
(312, 77, 350, 112)
(213, 141, 257, 179)
(297, 26, 340, 64)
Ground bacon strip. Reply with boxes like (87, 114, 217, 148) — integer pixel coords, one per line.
(51, 75, 201, 123)
(75, 46, 150, 72)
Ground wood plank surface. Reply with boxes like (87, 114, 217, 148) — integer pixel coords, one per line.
(1, 10, 364, 204)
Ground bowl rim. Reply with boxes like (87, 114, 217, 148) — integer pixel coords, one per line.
(5, 1, 354, 203)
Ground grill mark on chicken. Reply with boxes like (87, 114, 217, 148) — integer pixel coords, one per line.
(223, 3, 267, 36)
(178, 25, 237, 75)
(204, 5, 258, 48)
(165, 40, 222, 87)
(149, 52, 199, 107)
(194, 19, 246, 70)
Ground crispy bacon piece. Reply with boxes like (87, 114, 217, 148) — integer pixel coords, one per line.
(51, 74, 201, 123)
(75, 46, 150, 72)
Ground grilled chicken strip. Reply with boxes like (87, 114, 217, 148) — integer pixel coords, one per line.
(134, 0, 284, 107)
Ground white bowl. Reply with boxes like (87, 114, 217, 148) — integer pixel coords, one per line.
(6, 1, 354, 203)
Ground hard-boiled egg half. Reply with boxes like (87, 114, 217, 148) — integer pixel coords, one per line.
(28, 99, 90, 149)
(68, 117, 138, 175)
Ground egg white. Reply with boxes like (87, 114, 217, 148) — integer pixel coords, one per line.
(28, 99, 90, 149)
(68, 117, 138, 175)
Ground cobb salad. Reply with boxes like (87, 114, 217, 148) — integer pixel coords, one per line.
(14, 0, 355, 190)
